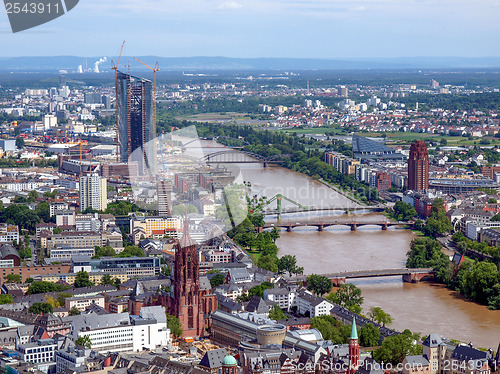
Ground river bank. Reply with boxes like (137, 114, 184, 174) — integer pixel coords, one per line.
(200, 139, 500, 349)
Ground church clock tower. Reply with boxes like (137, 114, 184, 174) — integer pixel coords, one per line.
(171, 220, 205, 338)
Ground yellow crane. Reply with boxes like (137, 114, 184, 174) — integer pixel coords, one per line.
(133, 57, 159, 138)
(111, 41, 126, 162)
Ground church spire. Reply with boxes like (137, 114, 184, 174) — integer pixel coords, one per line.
(179, 215, 194, 248)
(351, 317, 358, 340)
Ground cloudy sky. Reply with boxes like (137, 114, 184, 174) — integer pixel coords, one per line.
(1, 0, 499, 58)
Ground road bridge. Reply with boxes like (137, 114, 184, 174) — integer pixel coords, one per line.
(259, 220, 406, 232)
(293, 268, 435, 285)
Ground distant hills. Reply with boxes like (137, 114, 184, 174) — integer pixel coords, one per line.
(0, 56, 500, 72)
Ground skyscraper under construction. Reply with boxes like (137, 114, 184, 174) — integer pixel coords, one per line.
(116, 71, 156, 176)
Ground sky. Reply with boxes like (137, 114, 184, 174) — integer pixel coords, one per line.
(1, 0, 500, 58)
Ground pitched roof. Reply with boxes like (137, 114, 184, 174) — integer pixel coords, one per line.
(423, 333, 443, 347)
(452, 345, 489, 362)
(404, 355, 430, 367)
(199, 348, 227, 368)
(246, 296, 269, 314)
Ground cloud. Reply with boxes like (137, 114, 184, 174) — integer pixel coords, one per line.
(349, 5, 366, 11)
(217, 1, 244, 9)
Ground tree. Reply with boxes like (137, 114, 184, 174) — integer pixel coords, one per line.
(372, 329, 422, 365)
(27, 190, 38, 203)
(35, 201, 51, 223)
(166, 313, 183, 339)
(75, 335, 91, 348)
(422, 199, 452, 237)
(118, 245, 145, 258)
(247, 282, 274, 298)
(69, 306, 81, 316)
(29, 302, 53, 315)
(368, 307, 393, 327)
(310, 315, 351, 344)
(392, 201, 417, 221)
(210, 274, 226, 288)
(113, 278, 122, 288)
(56, 292, 72, 307)
(27, 281, 69, 295)
(44, 295, 59, 309)
(489, 198, 498, 204)
(74, 271, 93, 288)
(327, 283, 364, 314)
(0, 294, 13, 305)
(15, 137, 25, 149)
(4, 274, 21, 283)
(277, 255, 304, 276)
(306, 274, 333, 296)
(100, 274, 113, 286)
(93, 246, 116, 258)
(269, 227, 280, 242)
(359, 323, 380, 347)
(257, 255, 278, 273)
(268, 305, 286, 321)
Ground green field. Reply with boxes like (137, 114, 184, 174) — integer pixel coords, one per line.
(366, 132, 500, 146)
(275, 127, 344, 135)
(177, 112, 253, 122)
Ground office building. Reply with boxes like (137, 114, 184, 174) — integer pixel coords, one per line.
(70, 306, 170, 353)
(157, 180, 172, 216)
(116, 71, 155, 176)
(79, 174, 108, 212)
(408, 140, 429, 191)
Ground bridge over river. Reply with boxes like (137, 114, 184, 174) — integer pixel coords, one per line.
(260, 220, 407, 232)
(292, 268, 435, 286)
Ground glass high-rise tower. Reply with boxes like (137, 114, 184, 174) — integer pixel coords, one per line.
(116, 71, 156, 176)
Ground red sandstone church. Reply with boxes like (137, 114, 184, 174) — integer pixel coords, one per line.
(129, 222, 218, 339)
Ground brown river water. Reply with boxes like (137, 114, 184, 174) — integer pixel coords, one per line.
(196, 140, 500, 348)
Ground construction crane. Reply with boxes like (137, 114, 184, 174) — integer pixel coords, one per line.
(111, 41, 125, 162)
(133, 57, 159, 138)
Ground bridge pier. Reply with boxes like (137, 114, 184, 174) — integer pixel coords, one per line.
(350, 223, 357, 231)
(331, 278, 346, 287)
(402, 273, 431, 283)
(317, 225, 324, 232)
(286, 226, 293, 232)
(256, 227, 263, 233)
(381, 223, 388, 230)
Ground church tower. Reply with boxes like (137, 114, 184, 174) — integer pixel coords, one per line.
(171, 219, 205, 338)
(348, 318, 359, 374)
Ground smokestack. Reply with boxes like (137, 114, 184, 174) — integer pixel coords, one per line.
(93, 57, 107, 73)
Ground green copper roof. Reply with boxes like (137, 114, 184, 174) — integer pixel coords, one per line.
(222, 355, 237, 366)
(351, 318, 358, 340)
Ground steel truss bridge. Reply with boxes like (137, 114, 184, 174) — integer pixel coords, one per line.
(201, 150, 291, 166)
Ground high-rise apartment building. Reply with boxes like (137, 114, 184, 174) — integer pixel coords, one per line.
(408, 140, 429, 191)
(116, 71, 155, 176)
(79, 174, 108, 212)
(339, 86, 348, 97)
(157, 180, 172, 216)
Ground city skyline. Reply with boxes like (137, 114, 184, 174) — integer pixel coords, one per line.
(1, 0, 500, 58)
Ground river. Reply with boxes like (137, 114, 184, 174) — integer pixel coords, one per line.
(196, 140, 500, 349)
